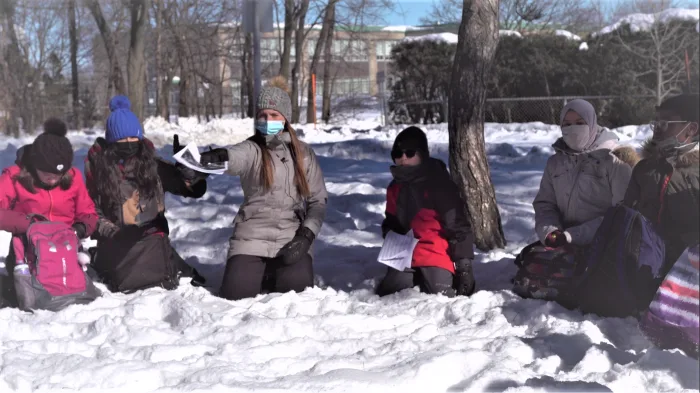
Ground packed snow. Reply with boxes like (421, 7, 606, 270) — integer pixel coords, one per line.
(402, 32, 458, 44)
(499, 30, 523, 38)
(0, 111, 697, 392)
(597, 7, 700, 35)
(555, 29, 582, 41)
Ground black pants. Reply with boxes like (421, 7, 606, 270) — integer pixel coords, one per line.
(376, 267, 455, 297)
(220, 253, 314, 301)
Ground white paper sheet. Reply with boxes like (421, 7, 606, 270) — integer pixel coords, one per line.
(377, 230, 419, 271)
(173, 142, 229, 175)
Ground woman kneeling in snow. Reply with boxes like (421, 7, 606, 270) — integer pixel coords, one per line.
(199, 80, 328, 301)
(84, 96, 208, 293)
(0, 119, 99, 307)
(376, 126, 475, 298)
(533, 99, 638, 248)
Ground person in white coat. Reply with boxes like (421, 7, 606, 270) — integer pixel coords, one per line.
(533, 99, 638, 248)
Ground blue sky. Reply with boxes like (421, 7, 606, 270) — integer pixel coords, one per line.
(385, 0, 435, 26)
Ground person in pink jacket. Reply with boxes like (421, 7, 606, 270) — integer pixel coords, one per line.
(0, 119, 98, 307)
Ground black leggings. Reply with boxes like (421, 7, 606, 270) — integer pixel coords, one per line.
(219, 253, 314, 301)
(376, 267, 455, 297)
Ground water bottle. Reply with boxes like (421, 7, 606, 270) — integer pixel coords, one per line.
(14, 263, 30, 276)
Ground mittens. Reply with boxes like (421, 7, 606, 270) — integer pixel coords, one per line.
(72, 223, 87, 239)
(278, 227, 315, 265)
(453, 258, 476, 297)
(545, 230, 570, 248)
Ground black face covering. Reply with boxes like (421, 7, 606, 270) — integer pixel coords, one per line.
(112, 141, 141, 160)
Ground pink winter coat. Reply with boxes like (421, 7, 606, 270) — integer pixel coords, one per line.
(0, 165, 98, 236)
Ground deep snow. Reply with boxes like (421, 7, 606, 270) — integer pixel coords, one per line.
(0, 113, 698, 392)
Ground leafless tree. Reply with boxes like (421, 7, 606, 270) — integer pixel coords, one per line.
(612, 16, 697, 104)
(127, 0, 149, 120)
(85, 0, 126, 96)
(449, 0, 506, 250)
(68, 0, 80, 128)
(307, 0, 339, 124)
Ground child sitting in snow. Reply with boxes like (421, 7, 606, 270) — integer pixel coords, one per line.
(0, 119, 99, 308)
(376, 126, 475, 297)
(84, 95, 208, 293)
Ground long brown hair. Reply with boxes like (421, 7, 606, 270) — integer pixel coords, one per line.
(252, 124, 311, 198)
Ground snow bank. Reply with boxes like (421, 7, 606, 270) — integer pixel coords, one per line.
(598, 7, 700, 35)
(402, 32, 458, 44)
(499, 30, 523, 38)
(555, 29, 582, 41)
(381, 25, 421, 32)
(2, 118, 692, 392)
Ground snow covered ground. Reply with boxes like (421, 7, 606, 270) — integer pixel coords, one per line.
(1, 115, 698, 393)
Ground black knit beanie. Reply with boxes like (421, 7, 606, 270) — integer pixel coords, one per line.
(657, 94, 700, 123)
(392, 126, 429, 157)
(29, 118, 73, 174)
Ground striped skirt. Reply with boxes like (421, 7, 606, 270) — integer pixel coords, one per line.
(640, 244, 699, 358)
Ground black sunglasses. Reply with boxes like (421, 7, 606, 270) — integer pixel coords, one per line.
(391, 149, 417, 160)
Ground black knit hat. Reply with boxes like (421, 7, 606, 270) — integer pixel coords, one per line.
(29, 118, 73, 174)
(392, 126, 429, 157)
(657, 94, 699, 123)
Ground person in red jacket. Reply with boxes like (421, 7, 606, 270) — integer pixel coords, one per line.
(376, 126, 476, 297)
(0, 119, 98, 307)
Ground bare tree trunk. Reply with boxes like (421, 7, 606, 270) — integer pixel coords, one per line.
(244, 33, 254, 117)
(85, 0, 126, 95)
(290, 0, 309, 123)
(178, 73, 189, 117)
(0, 0, 22, 136)
(280, 0, 294, 80)
(128, 0, 149, 120)
(154, 0, 168, 119)
(306, 0, 337, 124)
(68, 0, 80, 129)
(321, 6, 336, 124)
(449, 0, 506, 250)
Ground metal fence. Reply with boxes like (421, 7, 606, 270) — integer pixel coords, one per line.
(388, 95, 660, 128)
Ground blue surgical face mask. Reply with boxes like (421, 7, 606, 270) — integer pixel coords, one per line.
(255, 120, 285, 135)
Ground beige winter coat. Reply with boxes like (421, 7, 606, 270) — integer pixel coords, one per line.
(225, 132, 328, 258)
(533, 129, 636, 245)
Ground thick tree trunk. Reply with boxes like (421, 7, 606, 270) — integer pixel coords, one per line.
(306, 0, 337, 124)
(0, 0, 22, 136)
(280, 0, 294, 80)
(85, 0, 126, 96)
(154, 0, 168, 119)
(244, 33, 254, 118)
(128, 0, 149, 120)
(178, 73, 189, 117)
(290, 0, 309, 123)
(68, 0, 80, 128)
(321, 6, 336, 124)
(449, 0, 506, 250)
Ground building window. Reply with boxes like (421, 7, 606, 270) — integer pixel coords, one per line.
(376, 40, 396, 60)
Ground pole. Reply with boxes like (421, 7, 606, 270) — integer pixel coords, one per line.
(252, 0, 262, 117)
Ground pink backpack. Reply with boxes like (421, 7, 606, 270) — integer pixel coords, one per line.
(12, 217, 100, 311)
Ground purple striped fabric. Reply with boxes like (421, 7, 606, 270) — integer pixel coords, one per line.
(641, 245, 699, 357)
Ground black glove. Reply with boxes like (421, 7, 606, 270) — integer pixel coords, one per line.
(544, 230, 569, 248)
(98, 220, 120, 239)
(173, 134, 209, 183)
(72, 222, 87, 239)
(278, 226, 315, 265)
(200, 147, 229, 165)
(453, 258, 476, 296)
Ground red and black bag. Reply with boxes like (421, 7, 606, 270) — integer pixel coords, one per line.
(512, 242, 582, 309)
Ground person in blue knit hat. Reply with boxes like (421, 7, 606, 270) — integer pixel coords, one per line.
(105, 95, 143, 143)
(83, 95, 209, 293)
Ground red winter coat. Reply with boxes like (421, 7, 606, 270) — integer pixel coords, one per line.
(0, 165, 98, 236)
(382, 158, 474, 273)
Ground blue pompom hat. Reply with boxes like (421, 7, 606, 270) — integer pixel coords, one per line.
(105, 95, 143, 143)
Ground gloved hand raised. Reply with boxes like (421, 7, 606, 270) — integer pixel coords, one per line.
(200, 147, 229, 165)
(545, 230, 570, 248)
(278, 227, 315, 265)
(173, 134, 209, 183)
(453, 258, 476, 296)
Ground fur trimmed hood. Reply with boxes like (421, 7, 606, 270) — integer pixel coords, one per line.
(641, 139, 700, 168)
(611, 146, 641, 168)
